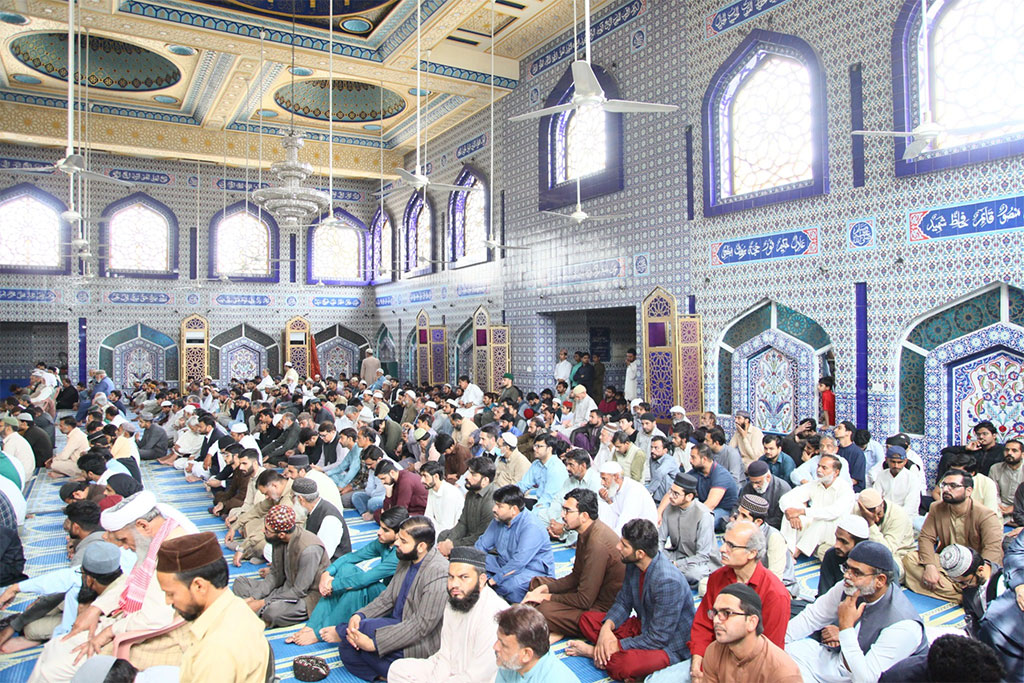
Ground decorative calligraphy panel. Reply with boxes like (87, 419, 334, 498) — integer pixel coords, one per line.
(711, 228, 818, 267)
(909, 195, 1024, 242)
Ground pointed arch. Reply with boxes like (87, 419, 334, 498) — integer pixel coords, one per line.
(305, 207, 368, 285)
(208, 201, 280, 282)
(369, 206, 394, 284)
(100, 191, 179, 278)
(98, 323, 178, 388)
(446, 164, 491, 267)
(403, 191, 434, 277)
(0, 183, 70, 275)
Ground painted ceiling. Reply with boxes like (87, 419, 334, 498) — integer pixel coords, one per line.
(0, 0, 613, 179)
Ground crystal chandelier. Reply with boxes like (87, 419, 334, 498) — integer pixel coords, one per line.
(249, 130, 330, 229)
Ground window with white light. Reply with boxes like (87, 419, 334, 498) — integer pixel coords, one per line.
(0, 193, 61, 270)
(107, 203, 171, 273)
(214, 211, 271, 277)
(310, 215, 364, 284)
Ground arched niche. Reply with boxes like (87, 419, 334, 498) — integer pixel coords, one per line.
(209, 324, 279, 384)
(314, 324, 370, 380)
(375, 324, 399, 379)
(99, 324, 178, 388)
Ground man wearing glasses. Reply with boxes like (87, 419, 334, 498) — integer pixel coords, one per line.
(903, 468, 1004, 601)
(785, 541, 928, 683)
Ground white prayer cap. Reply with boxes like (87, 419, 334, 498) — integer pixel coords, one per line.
(359, 380, 367, 386)
(405, 390, 417, 399)
(373, 390, 384, 398)
(284, 361, 293, 367)
(670, 405, 685, 414)
(376, 368, 384, 375)
(359, 408, 374, 422)
(230, 423, 248, 434)
(599, 462, 623, 476)
(160, 401, 173, 407)
(242, 392, 252, 400)
(500, 432, 518, 448)
(16, 413, 32, 422)
(272, 413, 283, 426)
(629, 399, 642, 408)
(425, 400, 438, 409)
(101, 491, 158, 531)
(111, 415, 127, 427)
(836, 514, 870, 540)
(183, 405, 196, 414)
(446, 399, 459, 407)
(121, 421, 138, 434)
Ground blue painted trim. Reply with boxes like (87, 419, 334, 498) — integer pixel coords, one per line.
(850, 64, 865, 188)
(403, 191, 435, 278)
(855, 282, 869, 429)
(189, 228, 197, 279)
(207, 201, 280, 283)
(688, 295, 696, 315)
(0, 183, 71, 275)
(305, 207, 370, 286)
(685, 125, 695, 221)
(701, 30, 830, 217)
(368, 206, 394, 285)
(78, 317, 87, 384)
(538, 63, 624, 212)
(98, 191, 180, 279)
(419, 60, 517, 89)
(289, 234, 296, 283)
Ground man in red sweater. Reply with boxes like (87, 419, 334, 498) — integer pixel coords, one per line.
(688, 520, 791, 682)
(373, 460, 427, 523)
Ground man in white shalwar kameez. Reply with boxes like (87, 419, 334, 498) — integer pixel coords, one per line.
(779, 454, 855, 559)
(387, 546, 507, 683)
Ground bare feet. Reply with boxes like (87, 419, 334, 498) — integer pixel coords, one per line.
(0, 625, 14, 648)
(319, 627, 341, 644)
(564, 640, 594, 658)
(184, 475, 201, 483)
(47, 471, 64, 479)
(286, 627, 319, 646)
(1, 636, 41, 653)
(361, 512, 374, 522)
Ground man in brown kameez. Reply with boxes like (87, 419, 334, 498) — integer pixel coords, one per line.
(522, 487, 624, 642)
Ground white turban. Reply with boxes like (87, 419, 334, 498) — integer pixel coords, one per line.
(101, 491, 158, 531)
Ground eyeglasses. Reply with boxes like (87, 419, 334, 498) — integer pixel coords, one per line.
(560, 507, 579, 515)
(939, 482, 965, 490)
(720, 540, 751, 552)
(707, 608, 748, 621)
(841, 564, 878, 579)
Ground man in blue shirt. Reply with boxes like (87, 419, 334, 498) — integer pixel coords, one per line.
(690, 443, 739, 532)
(834, 421, 867, 492)
(475, 485, 554, 602)
(494, 604, 578, 682)
(759, 434, 796, 483)
(517, 434, 568, 521)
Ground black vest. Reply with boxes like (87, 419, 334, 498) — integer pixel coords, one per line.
(305, 499, 350, 561)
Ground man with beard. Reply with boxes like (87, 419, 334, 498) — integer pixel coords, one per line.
(758, 434, 796, 485)
(904, 468, 1004, 601)
(524, 489, 625, 642)
(156, 532, 269, 682)
(210, 447, 256, 519)
(29, 491, 198, 682)
(779, 454, 855, 559)
(567, 518, 694, 682)
(659, 473, 719, 587)
(729, 410, 764, 469)
(785, 541, 928, 683)
(388, 546, 508, 682)
(437, 457, 497, 555)
(227, 470, 296, 566)
(854, 488, 915, 579)
(988, 439, 1023, 524)
(475, 485, 554, 602)
(332, 516, 448, 680)
(493, 604, 578, 682)
(816, 515, 870, 598)
(740, 460, 790, 529)
(231, 504, 328, 628)
(598, 461, 658, 535)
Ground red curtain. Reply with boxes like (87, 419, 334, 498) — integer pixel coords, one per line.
(309, 336, 322, 379)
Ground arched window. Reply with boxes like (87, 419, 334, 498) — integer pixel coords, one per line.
(447, 165, 490, 267)
(307, 209, 367, 285)
(369, 207, 393, 283)
(0, 183, 69, 275)
(538, 63, 624, 212)
(893, 0, 1024, 174)
(403, 192, 433, 277)
(208, 202, 279, 282)
(100, 192, 178, 278)
(702, 30, 828, 216)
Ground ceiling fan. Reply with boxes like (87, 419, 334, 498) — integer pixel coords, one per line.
(851, 0, 1021, 160)
(509, 0, 676, 123)
(542, 175, 625, 225)
(9, 6, 132, 187)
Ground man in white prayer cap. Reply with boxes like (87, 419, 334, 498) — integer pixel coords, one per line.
(28, 491, 198, 682)
(597, 461, 659, 535)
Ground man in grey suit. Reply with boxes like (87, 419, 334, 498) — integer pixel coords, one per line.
(136, 414, 169, 461)
(329, 515, 449, 680)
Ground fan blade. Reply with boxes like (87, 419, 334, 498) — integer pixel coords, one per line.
(509, 102, 576, 123)
(393, 167, 420, 184)
(571, 60, 604, 99)
(428, 182, 484, 192)
(851, 130, 915, 138)
(77, 169, 134, 186)
(603, 99, 678, 114)
(903, 138, 931, 160)
(6, 165, 59, 175)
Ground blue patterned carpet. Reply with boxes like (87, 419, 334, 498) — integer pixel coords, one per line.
(0, 462, 964, 682)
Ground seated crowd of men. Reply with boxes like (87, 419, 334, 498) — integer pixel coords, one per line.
(0, 357, 1021, 683)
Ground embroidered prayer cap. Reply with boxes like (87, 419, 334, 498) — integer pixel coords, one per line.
(670, 406, 685, 414)
(230, 423, 249, 434)
(265, 504, 296, 532)
(81, 540, 122, 574)
(885, 445, 907, 460)
(291, 477, 317, 496)
(101, 490, 158, 531)
(939, 544, 979, 578)
(449, 546, 487, 571)
(503, 373, 514, 380)
(745, 460, 770, 478)
(156, 531, 223, 573)
(836, 514, 870, 540)
(425, 400, 438, 409)
(413, 428, 429, 441)
(571, 385, 587, 396)
(500, 432, 518, 449)
(858, 489, 883, 509)
(674, 472, 699, 493)
(847, 540, 895, 573)
(599, 461, 624, 476)
(287, 454, 310, 469)
(562, 400, 574, 409)
(739, 493, 770, 516)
